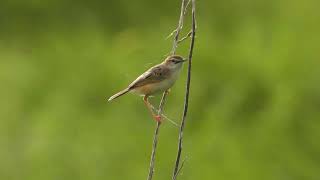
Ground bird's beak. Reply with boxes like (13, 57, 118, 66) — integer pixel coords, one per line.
(181, 58, 188, 63)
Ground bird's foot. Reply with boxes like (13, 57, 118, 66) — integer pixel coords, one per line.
(154, 115, 162, 123)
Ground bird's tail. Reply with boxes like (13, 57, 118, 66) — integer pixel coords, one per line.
(108, 88, 130, 102)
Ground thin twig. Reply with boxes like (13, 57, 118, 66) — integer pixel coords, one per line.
(172, 0, 196, 179)
(150, 105, 179, 127)
(165, 29, 177, 40)
(146, 0, 190, 179)
(147, 122, 161, 180)
(172, 0, 188, 55)
(147, 91, 168, 180)
(166, 0, 190, 41)
(177, 31, 192, 44)
(173, 157, 188, 180)
(183, 0, 192, 15)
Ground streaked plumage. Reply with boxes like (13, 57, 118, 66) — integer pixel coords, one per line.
(108, 55, 186, 101)
(108, 55, 187, 122)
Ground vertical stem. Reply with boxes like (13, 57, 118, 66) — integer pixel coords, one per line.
(146, 91, 168, 180)
(172, 0, 187, 55)
(146, 122, 161, 180)
(147, 0, 190, 179)
(172, 0, 196, 179)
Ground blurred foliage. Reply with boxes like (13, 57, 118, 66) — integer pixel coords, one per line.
(0, 0, 319, 179)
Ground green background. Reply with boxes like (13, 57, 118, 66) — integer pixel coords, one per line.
(0, 0, 319, 179)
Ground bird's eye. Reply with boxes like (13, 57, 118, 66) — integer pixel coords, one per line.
(173, 59, 179, 64)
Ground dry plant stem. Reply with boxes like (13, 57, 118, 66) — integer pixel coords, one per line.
(183, 0, 191, 15)
(146, 122, 161, 180)
(172, 0, 196, 179)
(147, 0, 189, 179)
(172, 0, 188, 54)
(147, 91, 168, 180)
(167, 0, 190, 41)
(173, 157, 187, 180)
(177, 31, 192, 44)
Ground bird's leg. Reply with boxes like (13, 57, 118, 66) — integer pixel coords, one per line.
(143, 95, 162, 123)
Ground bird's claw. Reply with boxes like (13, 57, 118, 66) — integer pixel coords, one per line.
(154, 115, 162, 123)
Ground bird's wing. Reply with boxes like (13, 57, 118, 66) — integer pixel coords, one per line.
(128, 64, 170, 89)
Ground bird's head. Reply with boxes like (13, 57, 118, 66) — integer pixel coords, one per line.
(164, 55, 187, 69)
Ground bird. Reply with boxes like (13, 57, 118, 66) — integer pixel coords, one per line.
(108, 55, 187, 122)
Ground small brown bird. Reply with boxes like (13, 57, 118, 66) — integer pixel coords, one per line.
(108, 55, 187, 122)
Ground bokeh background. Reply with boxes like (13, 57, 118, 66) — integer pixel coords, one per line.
(1, 0, 319, 179)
